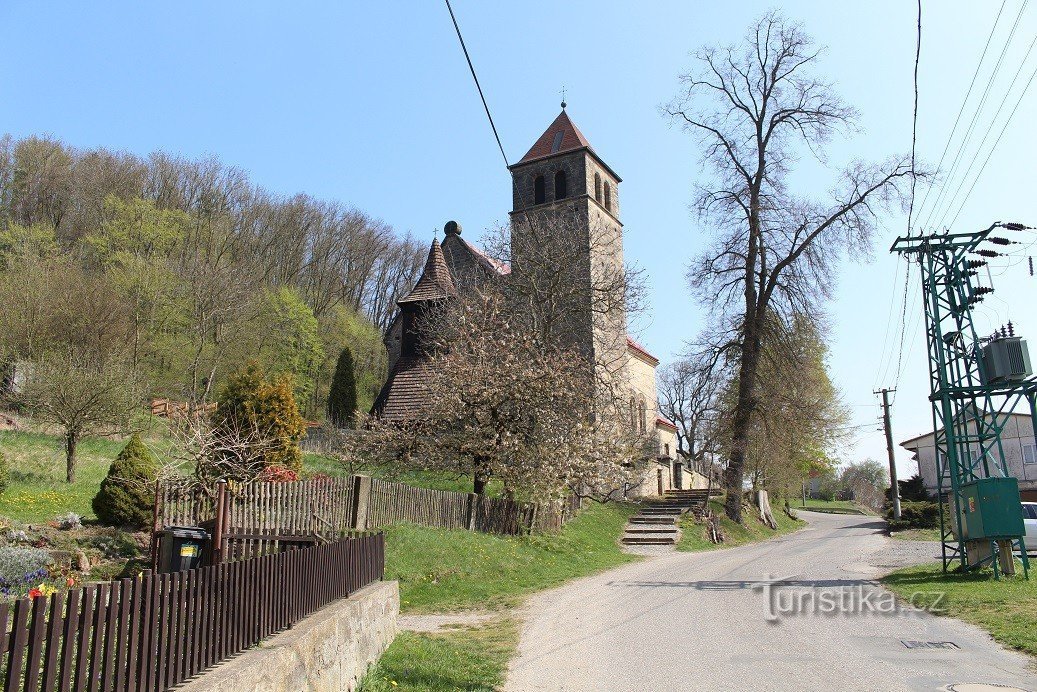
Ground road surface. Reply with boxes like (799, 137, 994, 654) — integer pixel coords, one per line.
(506, 510, 1037, 691)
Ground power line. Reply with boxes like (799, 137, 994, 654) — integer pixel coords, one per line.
(905, 0, 922, 234)
(920, 0, 1028, 232)
(912, 0, 1006, 228)
(444, 0, 509, 168)
(943, 38, 1037, 229)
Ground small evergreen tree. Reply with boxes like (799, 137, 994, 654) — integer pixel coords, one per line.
(214, 361, 307, 473)
(327, 347, 358, 427)
(92, 434, 158, 528)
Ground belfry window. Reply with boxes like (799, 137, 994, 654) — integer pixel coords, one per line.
(604, 181, 612, 211)
(554, 170, 567, 200)
(533, 175, 546, 204)
(594, 173, 602, 202)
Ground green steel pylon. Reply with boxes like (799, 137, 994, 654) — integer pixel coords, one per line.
(891, 223, 1035, 577)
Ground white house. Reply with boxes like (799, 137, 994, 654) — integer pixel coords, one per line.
(900, 412, 1037, 502)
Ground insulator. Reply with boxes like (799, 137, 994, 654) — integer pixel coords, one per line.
(977, 250, 1000, 258)
(964, 269, 978, 277)
(1029, 256, 1034, 276)
(1001, 222, 1030, 231)
(966, 259, 987, 269)
(974, 286, 994, 295)
(988, 237, 1012, 245)
(1008, 321, 1015, 336)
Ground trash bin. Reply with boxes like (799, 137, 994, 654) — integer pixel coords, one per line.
(157, 526, 210, 573)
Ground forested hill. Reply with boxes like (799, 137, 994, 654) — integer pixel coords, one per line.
(0, 133, 424, 416)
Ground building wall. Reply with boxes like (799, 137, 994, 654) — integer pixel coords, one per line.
(904, 415, 1037, 500)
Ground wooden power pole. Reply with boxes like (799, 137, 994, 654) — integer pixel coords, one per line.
(875, 388, 901, 520)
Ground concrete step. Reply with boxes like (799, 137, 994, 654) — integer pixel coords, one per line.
(624, 525, 678, 533)
(628, 517, 678, 525)
(621, 537, 678, 545)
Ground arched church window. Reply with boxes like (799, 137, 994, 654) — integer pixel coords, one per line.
(629, 396, 637, 429)
(554, 170, 567, 200)
(594, 173, 602, 202)
(604, 181, 612, 211)
(533, 175, 546, 205)
(638, 398, 647, 435)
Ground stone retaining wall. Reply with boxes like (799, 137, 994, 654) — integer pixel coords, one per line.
(180, 580, 399, 692)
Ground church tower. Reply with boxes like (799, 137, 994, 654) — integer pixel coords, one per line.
(508, 108, 628, 386)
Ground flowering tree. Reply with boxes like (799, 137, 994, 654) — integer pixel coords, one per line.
(350, 290, 647, 501)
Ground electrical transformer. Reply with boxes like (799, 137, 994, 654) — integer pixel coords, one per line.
(981, 337, 1033, 385)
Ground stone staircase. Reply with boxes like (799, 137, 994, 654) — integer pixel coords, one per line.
(621, 489, 715, 546)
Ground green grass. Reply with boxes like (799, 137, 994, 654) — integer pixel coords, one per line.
(363, 501, 636, 689)
(0, 430, 136, 521)
(304, 453, 504, 496)
(0, 428, 487, 524)
(384, 501, 638, 613)
(883, 562, 1037, 657)
(890, 528, 942, 541)
(677, 499, 804, 552)
(360, 620, 517, 692)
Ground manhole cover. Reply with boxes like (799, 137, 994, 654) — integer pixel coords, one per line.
(948, 685, 1031, 692)
(901, 640, 960, 650)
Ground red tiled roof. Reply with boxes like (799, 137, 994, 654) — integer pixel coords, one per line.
(460, 235, 511, 276)
(626, 336, 659, 365)
(516, 110, 593, 165)
(655, 416, 678, 431)
(398, 239, 457, 304)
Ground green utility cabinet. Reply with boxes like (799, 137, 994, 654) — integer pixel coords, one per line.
(958, 477, 1025, 540)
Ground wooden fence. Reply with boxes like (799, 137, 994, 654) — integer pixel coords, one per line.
(154, 475, 582, 560)
(0, 532, 384, 692)
(154, 477, 356, 564)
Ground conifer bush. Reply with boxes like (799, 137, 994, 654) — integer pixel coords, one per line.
(92, 434, 158, 528)
(327, 347, 358, 427)
(215, 361, 306, 472)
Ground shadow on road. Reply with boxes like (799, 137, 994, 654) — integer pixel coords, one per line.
(606, 577, 878, 590)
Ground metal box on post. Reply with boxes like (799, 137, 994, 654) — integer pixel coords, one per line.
(958, 477, 1025, 540)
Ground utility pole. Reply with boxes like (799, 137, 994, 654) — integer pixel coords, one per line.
(875, 388, 901, 520)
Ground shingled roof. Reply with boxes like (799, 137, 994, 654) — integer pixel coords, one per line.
(398, 238, 457, 304)
(515, 110, 593, 165)
(371, 356, 435, 421)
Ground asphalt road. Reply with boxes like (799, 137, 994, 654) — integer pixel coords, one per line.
(506, 510, 1037, 692)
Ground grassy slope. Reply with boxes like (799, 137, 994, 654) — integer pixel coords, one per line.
(360, 619, 518, 692)
(385, 501, 638, 613)
(361, 501, 637, 690)
(793, 498, 869, 515)
(0, 429, 488, 523)
(883, 563, 1037, 657)
(677, 499, 804, 552)
(890, 528, 942, 542)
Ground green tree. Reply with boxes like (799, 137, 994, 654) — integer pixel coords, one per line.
(213, 361, 306, 474)
(92, 434, 158, 527)
(327, 347, 358, 427)
(251, 287, 324, 408)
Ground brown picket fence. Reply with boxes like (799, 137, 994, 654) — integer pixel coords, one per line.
(0, 532, 383, 692)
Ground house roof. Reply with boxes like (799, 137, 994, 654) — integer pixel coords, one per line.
(626, 336, 659, 366)
(398, 239, 457, 304)
(899, 411, 1034, 448)
(515, 110, 592, 165)
(655, 416, 678, 432)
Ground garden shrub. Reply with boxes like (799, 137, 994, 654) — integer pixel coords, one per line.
(886, 500, 941, 531)
(214, 361, 306, 473)
(92, 434, 158, 528)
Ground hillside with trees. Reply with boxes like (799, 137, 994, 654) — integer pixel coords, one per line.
(0, 134, 422, 417)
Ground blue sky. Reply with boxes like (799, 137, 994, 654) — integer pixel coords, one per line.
(2, 1, 1035, 476)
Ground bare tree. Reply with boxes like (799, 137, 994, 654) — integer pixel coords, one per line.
(658, 351, 724, 477)
(665, 13, 918, 521)
(166, 412, 280, 492)
(14, 352, 145, 482)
